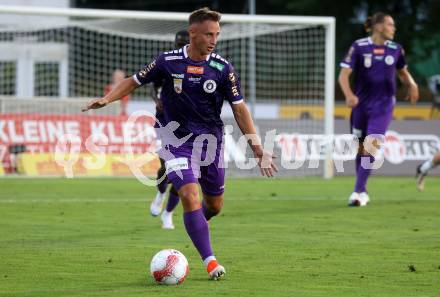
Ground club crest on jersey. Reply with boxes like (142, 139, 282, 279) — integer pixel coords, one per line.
(385, 55, 395, 65)
(187, 66, 204, 75)
(203, 79, 217, 93)
(173, 78, 183, 94)
(363, 54, 372, 68)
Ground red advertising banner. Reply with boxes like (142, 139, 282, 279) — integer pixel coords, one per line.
(0, 113, 157, 173)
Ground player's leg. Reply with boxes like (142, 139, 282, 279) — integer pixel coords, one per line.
(160, 185, 179, 229)
(197, 151, 226, 279)
(355, 110, 393, 203)
(202, 194, 223, 221)
(150, 158, 168, 216)
(199, 163, 225, 221)
(416, 151, 440, 191)
(348, 107, 368, 206)
(165, 147, 222, 280)
(177, 183, 223, 279)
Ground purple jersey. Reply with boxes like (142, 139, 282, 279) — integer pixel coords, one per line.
(133, 45, 243, 139)
(340, 37, 406, 111)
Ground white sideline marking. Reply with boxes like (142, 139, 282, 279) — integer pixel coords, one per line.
(0, 198, 148, 204)
(0, 196, 431, 204)
(0, 196, 322, 203)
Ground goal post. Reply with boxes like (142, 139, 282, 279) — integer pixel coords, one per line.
(0, 5, 335, 178)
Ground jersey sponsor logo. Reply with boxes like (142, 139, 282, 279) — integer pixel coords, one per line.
(189, 77, 201, 83)
(385, 55, 395, 65)
(165, 55, 183, 61)
(165, 157, 189, 174)
(173, 78, 183, 94)
(138, 60, 156, 78)
(375, 56, 384, 60)
(209, 60, 225, 71)
(386, 42, 397, 49)
(186, 66, 204, 75)
(203, 79, 217, 93)
(171, 73, 184, 79)
(373, 48, 385, 55)
(363, 54, 372, 68)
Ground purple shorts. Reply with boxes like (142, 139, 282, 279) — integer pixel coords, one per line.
(350, 106, 392, 141)
(162, 138, 225, 196)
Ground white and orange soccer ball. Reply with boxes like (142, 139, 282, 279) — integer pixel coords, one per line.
(150, 249, 189, 285)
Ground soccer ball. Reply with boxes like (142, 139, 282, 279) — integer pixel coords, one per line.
(150, 249, 189, 285)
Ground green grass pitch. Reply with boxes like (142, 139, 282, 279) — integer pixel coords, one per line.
(0, 176, 439, 297)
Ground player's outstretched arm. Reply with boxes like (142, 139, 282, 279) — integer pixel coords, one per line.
(82, 77, 139, 112)
(338, 67, 359, 108)
(231, 102, 278, 177)
(397, 68, 419, 105)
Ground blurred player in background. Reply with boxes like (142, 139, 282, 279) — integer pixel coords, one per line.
(150, 30, 190, 229)
(416, 151, 440, 191)
(339, 12, 419, 206)
(104, 69, 131, 116)
(82, 8, 277, 280)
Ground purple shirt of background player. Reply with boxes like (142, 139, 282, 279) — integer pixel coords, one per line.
(340, 37, 406, 113)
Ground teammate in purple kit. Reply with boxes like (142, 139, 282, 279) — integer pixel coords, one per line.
(338, 12, 419, 206)
(149, 30, 190, 230)
(82, 8, 277, 280)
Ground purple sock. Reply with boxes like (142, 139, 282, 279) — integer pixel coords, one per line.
(354, 155, 374, 193)
(166, 191, 179, 212)
(183, 208, 213, 261)
(202, 200, 218, 221)
(355, 154, 361, 173)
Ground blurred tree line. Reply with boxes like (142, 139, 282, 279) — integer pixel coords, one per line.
(74, 0, 440, 100)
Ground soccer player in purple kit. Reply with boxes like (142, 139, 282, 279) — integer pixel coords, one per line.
(82, 8, 277, 280)
(339, 12, 419, 206)
(149, 30, 190, 230)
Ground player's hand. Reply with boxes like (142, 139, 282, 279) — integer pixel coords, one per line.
(345, 95, 359, 108)
(405, 84, 419, 105)
(81, 98, 109, 112)
(254, 148, 278, 178)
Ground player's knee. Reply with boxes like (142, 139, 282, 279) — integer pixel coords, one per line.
(205, 198, 223, 214)
(178, 186, 200, 210)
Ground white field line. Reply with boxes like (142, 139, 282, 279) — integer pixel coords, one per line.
(0, 195, 432, 203)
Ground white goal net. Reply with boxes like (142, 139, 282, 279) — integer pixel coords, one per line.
(0, 6, 335, 178)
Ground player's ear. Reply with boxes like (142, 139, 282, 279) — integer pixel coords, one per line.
(188, 24, 197, 37)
